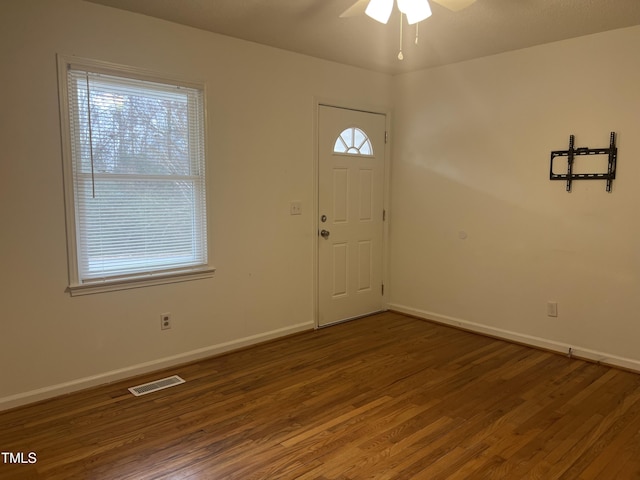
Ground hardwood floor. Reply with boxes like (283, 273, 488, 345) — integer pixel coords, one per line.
(2, 312, 640, 479)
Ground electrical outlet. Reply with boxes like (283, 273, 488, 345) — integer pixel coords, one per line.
(160, 313, 172, 330)
(547, 302, 558, 317)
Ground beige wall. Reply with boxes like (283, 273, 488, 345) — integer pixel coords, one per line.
(389, 26, 640, 368)
(2, 0, 640, 410)
(0, 0, 391, 408)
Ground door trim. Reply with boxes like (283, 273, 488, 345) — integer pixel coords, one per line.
(312, 98, 391, 329)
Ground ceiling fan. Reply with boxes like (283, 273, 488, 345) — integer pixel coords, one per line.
(340, 0, 476, 22)
(340, 0, 476, 60)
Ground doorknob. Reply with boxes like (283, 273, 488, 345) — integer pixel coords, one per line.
(320, 229, 330, 239)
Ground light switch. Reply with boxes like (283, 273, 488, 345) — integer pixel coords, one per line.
(290, 201, 302, 215)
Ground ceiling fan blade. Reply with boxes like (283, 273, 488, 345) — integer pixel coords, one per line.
(431, 0, 476, 12)
(339, 0, 370, 18)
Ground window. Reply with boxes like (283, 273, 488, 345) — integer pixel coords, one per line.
(58, 56, 213, 295)
(333, 127, 373, 156)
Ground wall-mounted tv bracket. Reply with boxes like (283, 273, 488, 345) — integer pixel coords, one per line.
(549, 132, 617, 192)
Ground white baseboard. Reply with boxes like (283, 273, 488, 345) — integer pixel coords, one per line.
(0, 321, 314, 412)
(388, 303, 640, 373)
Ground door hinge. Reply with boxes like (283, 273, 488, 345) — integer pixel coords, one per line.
(383, 209, 386, 221)
(385, 131, 388, 144)
(381, 284, 385, 296)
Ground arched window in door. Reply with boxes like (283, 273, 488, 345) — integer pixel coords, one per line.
(333, 127, 373, 156)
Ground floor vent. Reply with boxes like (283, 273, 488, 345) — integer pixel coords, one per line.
(128, 375, 185, 397)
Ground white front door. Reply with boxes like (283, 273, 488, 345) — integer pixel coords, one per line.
(317, 105, 386, 327)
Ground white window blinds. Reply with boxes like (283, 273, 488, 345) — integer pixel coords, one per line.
(65, 66, 208, 285)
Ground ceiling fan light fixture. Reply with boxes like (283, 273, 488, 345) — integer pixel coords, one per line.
(398, 0, 432, 24)
(365, 0, 394, 24)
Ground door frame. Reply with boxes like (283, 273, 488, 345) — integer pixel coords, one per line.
(312, 98, 392, 329)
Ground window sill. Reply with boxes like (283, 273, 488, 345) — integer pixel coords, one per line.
(67, 268, 216, 296)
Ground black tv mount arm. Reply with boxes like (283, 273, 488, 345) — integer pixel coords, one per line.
(549, 132, 617, 192)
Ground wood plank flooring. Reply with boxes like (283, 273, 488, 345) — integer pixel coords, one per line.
(2, 312, 640, 479)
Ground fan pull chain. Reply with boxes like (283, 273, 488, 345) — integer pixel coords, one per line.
(415, 22, 419, 45)
(397, 13, 404, 60)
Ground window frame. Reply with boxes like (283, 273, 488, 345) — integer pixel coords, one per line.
(57, 55, 214, 296)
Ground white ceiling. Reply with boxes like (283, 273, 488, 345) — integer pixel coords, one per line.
(85, 0, 640, 75)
